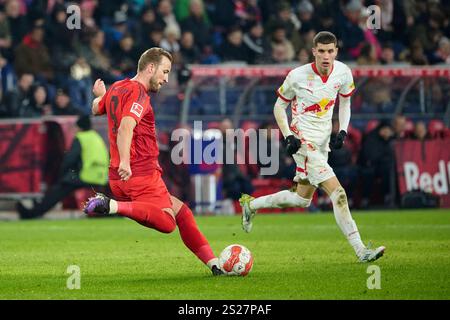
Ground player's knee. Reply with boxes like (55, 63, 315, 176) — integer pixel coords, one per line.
(331, 186, 348, 209)
(160, 216, 177, 234)
(160, 208, 177, 233)
(161, 222, 176, 234)
(294, 193, 311, 208)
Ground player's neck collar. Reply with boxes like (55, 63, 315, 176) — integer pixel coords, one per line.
(131, 76, 150, 92)
(311, 62, 334, 84)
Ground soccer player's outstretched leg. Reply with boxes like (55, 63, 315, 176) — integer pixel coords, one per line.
(239, 31, 385, 262)
(84, 47, 223, 275)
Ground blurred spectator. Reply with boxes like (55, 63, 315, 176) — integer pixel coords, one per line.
(297, 0, 316, 35)
(412, 121, 431, 141)
(180, 0, 211, 51)
(217, 26, 250, 63)
(4, 0, 28, 48)
(52, 88, 81, 116)
(104, 10, 129, 50)
(156, 0, 181, 38)
(359, 5, 382, 59)
(160, 24, 181, 62)
(209, 0, 238, 31)
(429, 82, 446, 114)
(179, 31, 201, 64)
(314, 3, 337, 36)
(46, 3, 76, 52)
(265, 1, 301, 52)
(68, 58, 93, 115)
(145, 24, 165, 49)
(405, 40, 429, 65)
(137, 6, 160, 46)
(357, 43, 379, 65)
(337, 0, 365, 60)
(297, 47, 312, 65)
(79, 29, 121, 84)
(257, 0, 278, 23)
(234, 0, 262, 31)
(359, 121, 395, 209)
(174, 0, 194, 22)
(380, 42, 396, 65)
(14, 22, 53, 82)
(0, 72, 33, 117)
(79, 0, 99, 44)
(392, 114, 408, 139)
(0, 9, 12, 60)
(111, 34, 139, 79)
(429, 36, 450, 64)
(242, 22, 270, 64)
(16, 115, 109, 219)
(21, 83, 51, 118)
(371, 0, 409, 48)
(219, 118, 254, 201)
(269, 24, 295, 63)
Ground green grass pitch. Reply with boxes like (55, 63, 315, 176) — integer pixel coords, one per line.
(1, 209, 449, 300)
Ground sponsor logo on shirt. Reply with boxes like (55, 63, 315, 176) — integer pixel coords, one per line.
(130, 102, 144, 117)
(301, 98, 335, 117)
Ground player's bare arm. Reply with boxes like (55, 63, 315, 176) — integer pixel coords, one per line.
(92, 78, 107, 116)
(117, 116, 137, 181)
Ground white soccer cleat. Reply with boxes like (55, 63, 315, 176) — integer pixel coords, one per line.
(239, 194, 256, 233)
(358, 245, 386, 263)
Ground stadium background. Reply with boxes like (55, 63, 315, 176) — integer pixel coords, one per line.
(0, 0, 448, 214)
(0, 0, 449, 302)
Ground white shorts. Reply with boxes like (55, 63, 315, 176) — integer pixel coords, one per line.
(292, 142, 335, 188)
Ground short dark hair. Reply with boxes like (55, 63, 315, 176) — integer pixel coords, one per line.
(76, 115, 91, 131)
(313, 31, 337, 47)
(137, 47, 173, 72)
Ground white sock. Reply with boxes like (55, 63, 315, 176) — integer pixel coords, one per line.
(207, 257, 219, 269)
(250, 190, 311, 210)
(109, 199, 118, 214)
(330, 187, 365, 255)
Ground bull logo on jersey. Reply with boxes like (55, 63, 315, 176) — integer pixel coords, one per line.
(302, 98, 335, 117)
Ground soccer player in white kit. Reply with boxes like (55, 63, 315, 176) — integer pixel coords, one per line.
(239, 31, 385, 263)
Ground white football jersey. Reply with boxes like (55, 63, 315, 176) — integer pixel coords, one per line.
(277, 60, 355, 149)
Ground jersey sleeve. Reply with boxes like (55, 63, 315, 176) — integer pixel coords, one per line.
(97, 94, 107, 115)
(339, 67, 356, 97)
(276, 72, 296, 102)
(121, 86, 149, 124)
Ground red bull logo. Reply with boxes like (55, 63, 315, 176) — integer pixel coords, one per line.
(302, 98, 335, 117)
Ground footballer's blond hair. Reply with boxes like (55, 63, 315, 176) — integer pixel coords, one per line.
(137, 47, 173, 72)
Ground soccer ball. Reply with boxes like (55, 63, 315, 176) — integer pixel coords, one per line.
(218, 244, 253, 276)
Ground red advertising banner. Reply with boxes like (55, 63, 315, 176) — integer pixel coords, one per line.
(0, 120, 46, 194)
(190, 65, 450, 78)
(395, 139, 450, 208)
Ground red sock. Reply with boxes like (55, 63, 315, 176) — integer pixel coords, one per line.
(175, 204, 216, 265)
(117, 201, 176, 234)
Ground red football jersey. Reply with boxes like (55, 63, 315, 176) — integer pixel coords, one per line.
(98, 79, 161, 180)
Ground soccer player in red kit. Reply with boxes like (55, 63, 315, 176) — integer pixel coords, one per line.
(83, 47, 224, 276)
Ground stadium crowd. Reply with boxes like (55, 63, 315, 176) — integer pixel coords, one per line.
(0, 0, 449, 117)
(0, 0, 448, 212)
